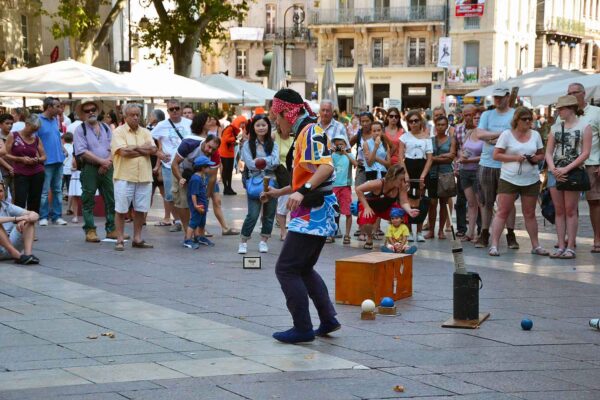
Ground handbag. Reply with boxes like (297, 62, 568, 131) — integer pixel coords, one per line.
(539, 187, 555, 224)
(273, 164, 291, 188)
(245, 175, 275, 199)
(556, 122, 591, 192)
(433, 137, 457, 197)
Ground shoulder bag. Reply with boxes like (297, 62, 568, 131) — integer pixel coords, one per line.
(434, 137, 457, 198)
(556, 122, 590, 192)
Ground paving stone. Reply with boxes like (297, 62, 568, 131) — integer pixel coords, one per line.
(446, 371, 589, 392)
(537, 368, 600, 389)
(218, 380, 359, 400)
(65, 362, 188, 383)
(2, 357, 102, 372)
(159, 356, 278, 376)
(118, 386, 245, 400)
(0, 381, 163, 400)
(409, 374, 493, 395)
(1, 333, 52, 347)
(0, 369, 91, 391)
(93, 352, 193, 365)
(0, 345, 84, 363)
(61, 339, 172, 357)
(246, 352, 364, 372)
(512, 390, 600, 400)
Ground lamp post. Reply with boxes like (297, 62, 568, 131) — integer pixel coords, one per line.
(283, 5, 305, 76)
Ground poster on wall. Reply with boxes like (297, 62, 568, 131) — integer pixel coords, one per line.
(464, 66, 478, 83)
(437, 37, 452, 68)
(447, 66, 464, 83)
(479, 66, 493, 85)
(455, 0, 485, 17)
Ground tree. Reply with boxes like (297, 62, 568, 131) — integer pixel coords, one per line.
(43, 0, 127, 65)
(137, 0, 249, 77)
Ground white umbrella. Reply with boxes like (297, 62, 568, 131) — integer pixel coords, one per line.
(125, 68, 243, 102)
(465, 66, 585, 98)
(0, 59, 142, 98)
(353, 64, 367, 113)
(268, 45, 286, 91)
(0, 97, 43, 108)
(198, 74, 276, 105)
(321, 59, 339, 110)
(529, 73, 600, 106)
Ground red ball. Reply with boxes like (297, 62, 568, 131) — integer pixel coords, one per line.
(255, 158, 267, 170)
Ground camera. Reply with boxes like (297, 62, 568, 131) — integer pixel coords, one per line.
(336, 145, 345, 152)
(524, 154, 537, 165)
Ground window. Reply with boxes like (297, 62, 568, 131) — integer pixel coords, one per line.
(236, 49, 247, 77)
(464, 41, 479, 83)
(291, 49, 306, 77)
(338, 0, 354, 8)
(372, 38, 389, 67)
(464, 17, 480, 29)
(410, 0, 427, 19)
(266, 4, 276, 35)
(408, 37, 426, 66)
(337, 38, 354, 67)
(21, 15, 29, 63)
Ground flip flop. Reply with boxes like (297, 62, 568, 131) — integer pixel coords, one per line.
(114, 241, 125, 251)
(363, 242, 373, 250)
(591, 245, 600, 253)
(132, 240, 154, 249)
(343, 235, 351, 245)
(154, 221, 172, 226)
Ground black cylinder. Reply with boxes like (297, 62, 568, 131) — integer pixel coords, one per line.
(453, 272, 481, 320)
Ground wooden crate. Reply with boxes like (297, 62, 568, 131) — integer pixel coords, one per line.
(335, 253, 412, 306)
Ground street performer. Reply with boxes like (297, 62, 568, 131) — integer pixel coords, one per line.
(262, 88, 340, 344)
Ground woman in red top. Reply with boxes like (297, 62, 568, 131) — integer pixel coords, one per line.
(384, 107, 403, 165)
(219, 115, 246, 195)
(3, 114, 47, 213)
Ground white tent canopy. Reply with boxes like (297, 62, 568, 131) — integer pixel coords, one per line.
(0, 59, 141, 98)
(529, 73, 600, 106)
(465, 66, 585, 98)
(197, 74, 276, 105)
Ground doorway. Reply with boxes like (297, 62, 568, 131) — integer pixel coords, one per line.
(401, 84, 431, 110)
(372, 84, 390, 109)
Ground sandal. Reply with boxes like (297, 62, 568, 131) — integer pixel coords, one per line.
(325, 237, 334, 243)
(550, 248, 565, 258)
(343, 235, 351, 245)
(438, 232, 446, 240)
(559, 248, 576, 259)
(222, 228, 239, 236)
(14, 254, 36, 265)
(531, 246, 549, 256)
(455, 231, 466, 238)
(591, 245, 600, 253)
(460, 235, 473, 242)
(114, 241, 125, 251)
(363, 241, 373, 250)
(132, 240, 154, 249)
(358, 234, 367, 242)
(154, 221, 172, 226)
(423, 232, 435, 240)
(372, 232, 381, 241)
(488, 246, 499, 256)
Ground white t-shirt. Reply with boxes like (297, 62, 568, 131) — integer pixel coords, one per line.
(151, 118, 192, 168)
(63, 143, 74, 175)
(400, 131, 433, 159)
(495, 129, 543, 186)
(583, 104, 600, 166)
(66, 120, 83, 134)
(9, 121, 25, 133)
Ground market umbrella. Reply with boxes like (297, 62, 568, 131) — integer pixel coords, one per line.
(353, 64, 367, 113)
(321, 59, 339, 110)
(268, 45, 286, 91)
(0, 59, 142, 98)
(198, 74, 276, 106)
(529, 72, 600, 106)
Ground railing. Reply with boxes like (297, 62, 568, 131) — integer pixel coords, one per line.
(263, 27, 315, 42)
(464, 17, 480, 30)
(309, 6, 446, 25)
(372, 57, 390, 68)
(337, 57, 354, 68)
(537, 17, 585, 36)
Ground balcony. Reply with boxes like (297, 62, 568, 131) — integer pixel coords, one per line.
(337, 56, 354, 68)
(263, 27, 315, 43)
(309, 6, 446, 25)
(372, 57, 390, 68)
(537, 17, 585, 37)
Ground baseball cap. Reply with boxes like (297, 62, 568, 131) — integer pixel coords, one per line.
(492, 88, 510, 97)
(193, 155, 215, 168)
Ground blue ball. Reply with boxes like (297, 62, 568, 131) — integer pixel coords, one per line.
(380, 297, 394, 307)
(521, 318, 533, 330)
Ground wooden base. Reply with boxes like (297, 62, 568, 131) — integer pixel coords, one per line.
(442, 312, 491, 329)
(378, 305, 397, 316)
(361, 311, 376, 320)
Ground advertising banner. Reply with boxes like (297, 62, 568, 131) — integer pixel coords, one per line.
(455, 0, 486, 17)
(437, 37, 452, 68)
(447, 66, 464, 83)
(464, 66, 478, 83)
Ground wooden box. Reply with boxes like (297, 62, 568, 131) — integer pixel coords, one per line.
(335, 253, 412, 306)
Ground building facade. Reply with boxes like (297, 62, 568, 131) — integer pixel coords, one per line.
(309, 0, 447, 112)
(204, 0, 319, 99)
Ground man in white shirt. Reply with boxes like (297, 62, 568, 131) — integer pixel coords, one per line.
(151, 99, 192, 232)
(567, 83, 600, 252)
(318, 100, 349, 149)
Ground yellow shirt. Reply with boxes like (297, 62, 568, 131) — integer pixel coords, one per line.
(386, 224, 409, 241)
(111, 124, 155, 183)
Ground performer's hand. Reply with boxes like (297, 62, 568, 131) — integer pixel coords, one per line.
(408, 208, 420, 218)
(286, 191, 304, 211)
(362, 206, 375, 219)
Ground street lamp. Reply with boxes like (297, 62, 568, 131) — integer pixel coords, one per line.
(283, 5, 305, 75)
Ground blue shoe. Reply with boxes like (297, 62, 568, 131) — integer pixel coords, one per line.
(404, 245, 418, 255)
(272, 328, 315, 344)
(195, 236, 215, 247)
(183, 239, 199, 249)
(314, 318, 341, 337)
(380, 245, 394, 253)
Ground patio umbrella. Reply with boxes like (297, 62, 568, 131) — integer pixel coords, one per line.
(465, 66, 584, 98)
(268, 45, 287, 91)
(353, 64, 367, 113)
(198, 74, 276, 105)
(529, 72, 600, 106)
(321, 59, 339, 110)
(0, 59, 142, 98)
(125, 68, 243, 102)
(0, 97, 42, 108)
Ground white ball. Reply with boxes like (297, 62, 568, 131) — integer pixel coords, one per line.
(361, 299, 376, 312)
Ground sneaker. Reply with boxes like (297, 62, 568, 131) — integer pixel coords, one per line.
(53, 218, 68, 225)
(39, 218, 48, 226)
(259, 241, 269, 253)
(408, 232, 415, 242)
(417, 232, 426, 242)
(506, 231, 520, 249)
(183, 239, 200, 249)
(196, 236, 215, 247)
(238, 242, 248, 254)
(169, 222, 182, 232)
(272, 328, 315, 344)
(314, 318, 341, 337)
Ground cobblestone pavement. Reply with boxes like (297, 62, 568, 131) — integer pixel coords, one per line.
(1, 177, 599, 399)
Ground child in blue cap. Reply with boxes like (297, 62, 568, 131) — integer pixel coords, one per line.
(183, 155, 215, 249)
(382, 208, 417, 254)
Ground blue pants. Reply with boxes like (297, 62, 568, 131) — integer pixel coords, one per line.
(275, 231, 337, 332)
(40, 163, 64, 221)
(240, 197, 277, 239)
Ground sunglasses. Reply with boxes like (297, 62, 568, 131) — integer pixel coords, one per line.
(408, 119, 421, 124)
(388, 114, 399, 119)
(520, 117, 532, 122)
(83, 108, 97, 114)
(168, 107, 181, 112)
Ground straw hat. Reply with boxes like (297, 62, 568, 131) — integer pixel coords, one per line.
(555, 95, 578, 109)
(77, 99, 99, 112)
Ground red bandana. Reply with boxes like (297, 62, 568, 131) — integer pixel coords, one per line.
(271, 98, 315, 125)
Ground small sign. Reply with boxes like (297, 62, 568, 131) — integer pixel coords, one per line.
(434, 84, 442, 90)
(243, 256, 262, 269)
(437, 37, 451, 68)
(455, 0, 485, 17)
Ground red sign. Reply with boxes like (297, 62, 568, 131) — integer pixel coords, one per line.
(455, 0, 485, 17)
(50, 46, 59, 63)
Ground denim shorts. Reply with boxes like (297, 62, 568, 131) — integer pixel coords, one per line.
(161, 165, 173, 202)
(546, 171, 556, 188)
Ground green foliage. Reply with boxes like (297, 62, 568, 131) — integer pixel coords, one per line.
(42, 0, 109, 40)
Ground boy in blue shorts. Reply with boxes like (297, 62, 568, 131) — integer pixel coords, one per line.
(184, 155, 214, 249)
